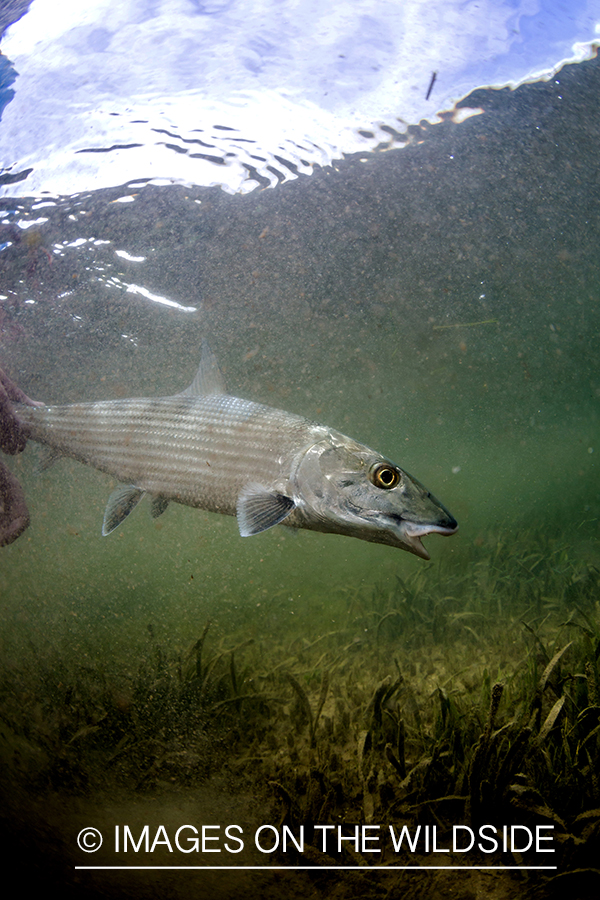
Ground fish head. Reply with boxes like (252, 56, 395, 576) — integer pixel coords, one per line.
(293, 432, 458, 559)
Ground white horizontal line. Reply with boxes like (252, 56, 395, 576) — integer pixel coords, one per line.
(75, 865, 558, 871)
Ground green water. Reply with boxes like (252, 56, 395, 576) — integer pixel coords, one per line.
(2, 59, 598, 648)
(1, 54, 599, 900)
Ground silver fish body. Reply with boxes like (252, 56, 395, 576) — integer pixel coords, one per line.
(15, 346, 457, 558)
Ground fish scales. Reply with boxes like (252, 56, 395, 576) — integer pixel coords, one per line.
(18, 395, 321, 514)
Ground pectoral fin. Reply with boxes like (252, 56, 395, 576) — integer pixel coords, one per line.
(102, 485, 145, 536)
(237, 483, 295, 536)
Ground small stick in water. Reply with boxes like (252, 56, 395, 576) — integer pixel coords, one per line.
(426, 71, 437, 101)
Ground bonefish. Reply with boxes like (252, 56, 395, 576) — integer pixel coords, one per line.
(12, 344, 458, 558)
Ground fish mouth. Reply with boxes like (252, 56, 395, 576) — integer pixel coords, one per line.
(396, 519, 459, 560)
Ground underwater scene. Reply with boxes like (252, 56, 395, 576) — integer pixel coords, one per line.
(1, 2, 599, 898)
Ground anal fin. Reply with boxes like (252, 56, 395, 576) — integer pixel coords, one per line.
(37, 446, 61, 473)
(150, 495, 170, 519)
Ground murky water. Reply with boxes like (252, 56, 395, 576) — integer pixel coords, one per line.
(1, 4, 599, 899)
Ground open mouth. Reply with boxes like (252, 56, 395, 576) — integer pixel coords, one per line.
(396, 518, 459, 560)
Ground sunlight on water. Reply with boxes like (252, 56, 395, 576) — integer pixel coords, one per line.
(1, 0, 599, 195)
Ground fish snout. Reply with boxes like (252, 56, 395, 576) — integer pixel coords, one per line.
(433, 512, 459, 535)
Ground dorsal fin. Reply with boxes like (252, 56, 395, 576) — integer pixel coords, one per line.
(177, 341, 226, 397)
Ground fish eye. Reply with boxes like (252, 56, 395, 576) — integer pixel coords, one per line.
(369, 463, 400, 490)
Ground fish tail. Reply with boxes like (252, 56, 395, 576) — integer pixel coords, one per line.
(0, 365, 41, 546)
